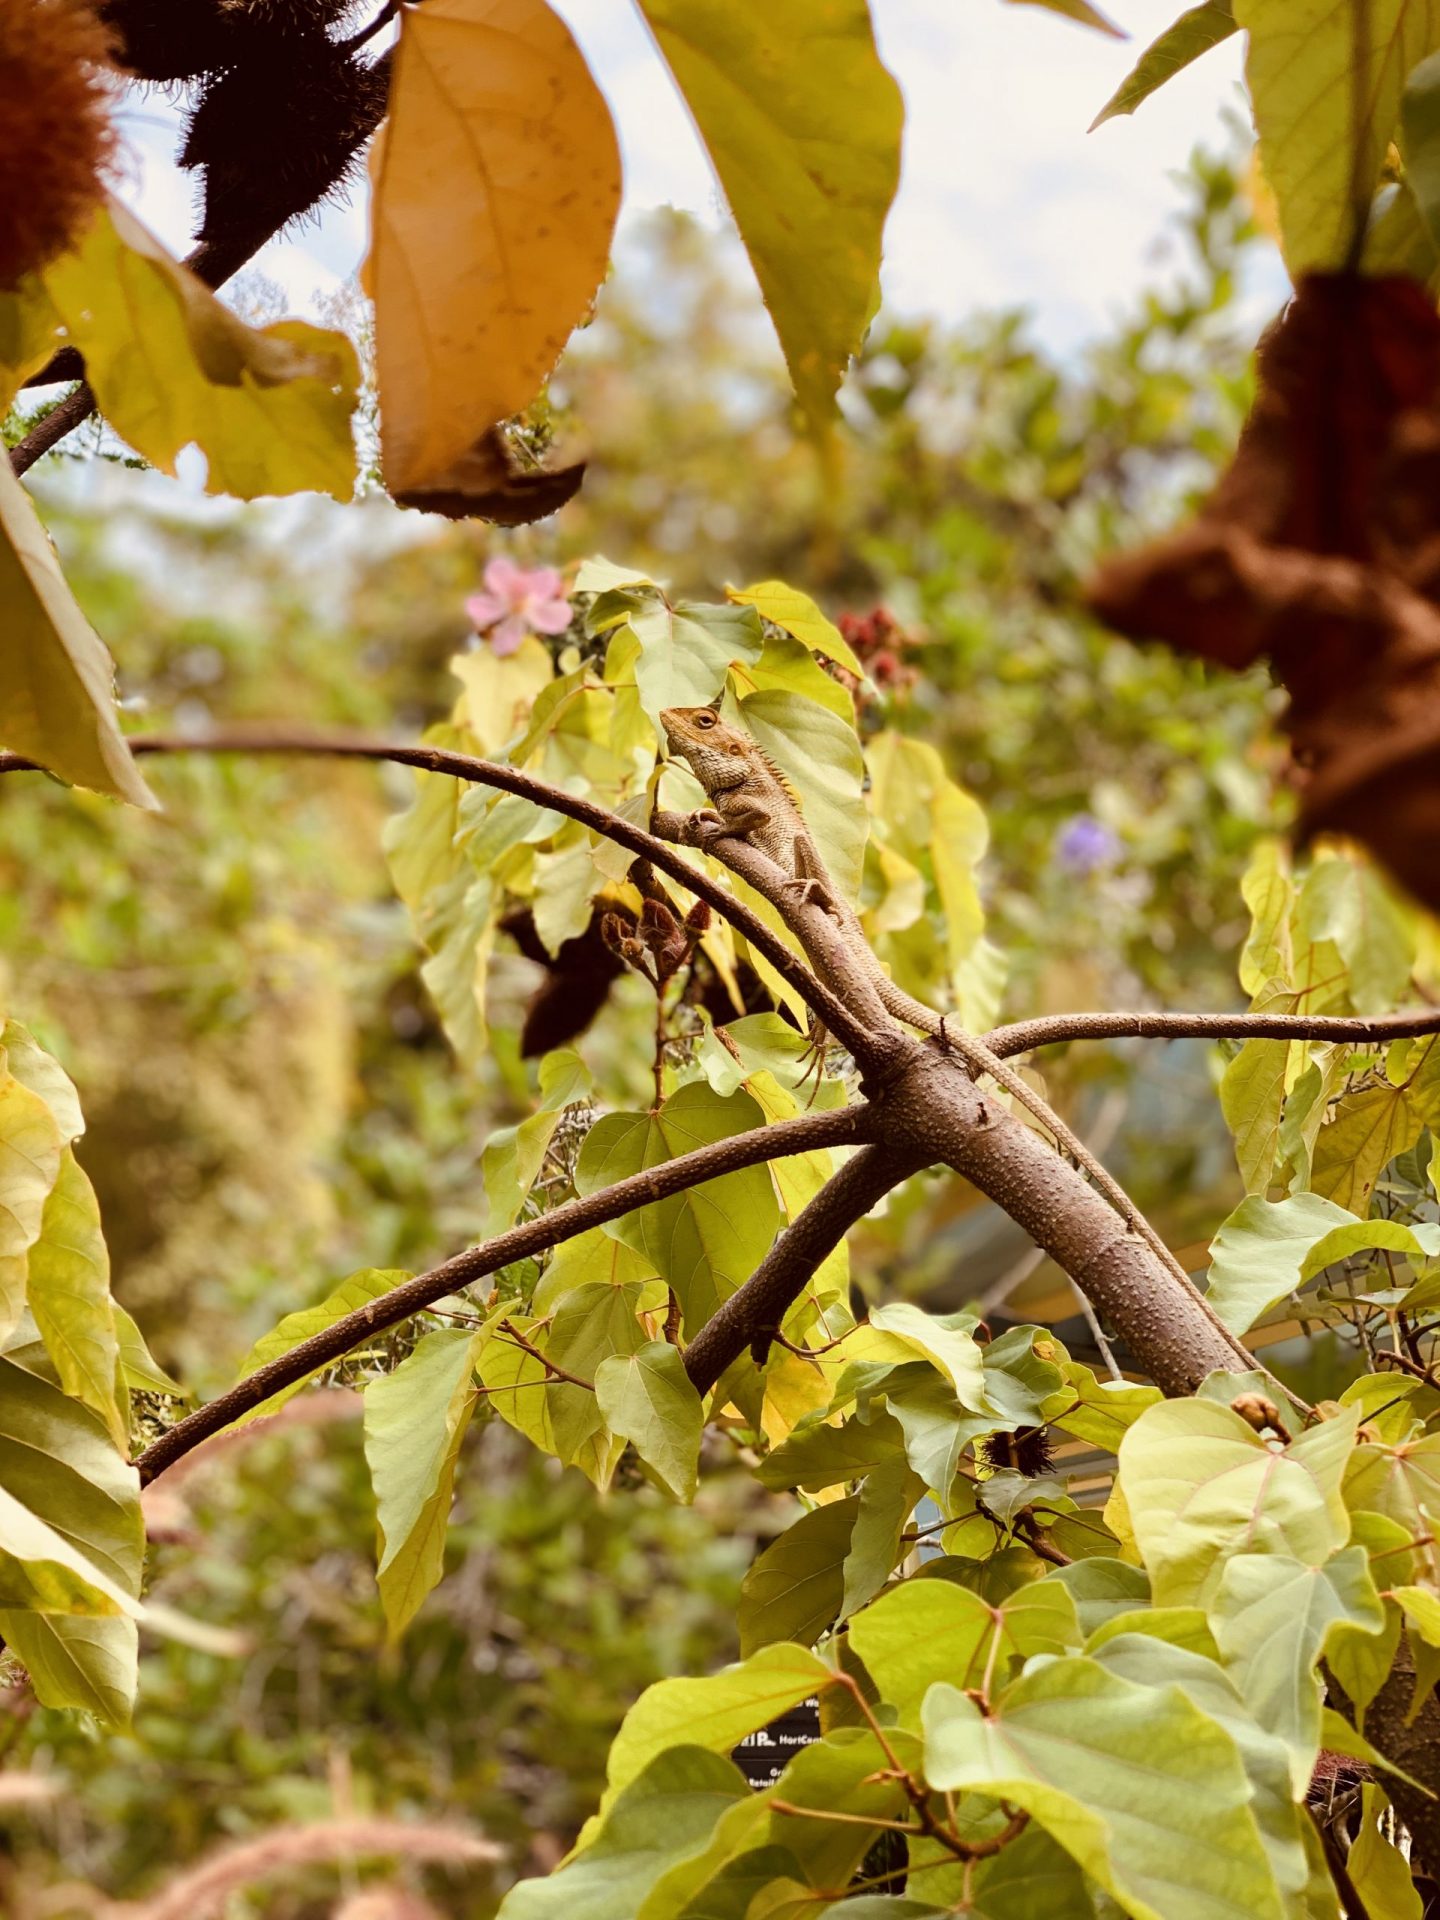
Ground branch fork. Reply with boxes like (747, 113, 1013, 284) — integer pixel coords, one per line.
(7, 732, 1437, 1477)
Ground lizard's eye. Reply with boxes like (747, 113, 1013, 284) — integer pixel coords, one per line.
(695, 712, 717, 729)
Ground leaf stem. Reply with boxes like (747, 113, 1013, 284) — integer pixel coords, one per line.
(495, 1321, 594, 1390)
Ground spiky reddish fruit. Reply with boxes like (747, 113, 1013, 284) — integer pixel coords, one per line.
(0, 0, 116, 288)
(180, 35, 387, 242)
(97, 0, 235, 82)
(99, 0, 354, 81)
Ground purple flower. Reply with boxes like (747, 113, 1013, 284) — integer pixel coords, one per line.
(1054, 814, 1121, 876)
(465, 557, 571, 657)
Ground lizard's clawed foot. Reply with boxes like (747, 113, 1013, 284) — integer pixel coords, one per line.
(782, 875, 824, 905)
(686, 807, 727, 842)
(795, 1017, 829, 1107)
(781, 875, 845, 924)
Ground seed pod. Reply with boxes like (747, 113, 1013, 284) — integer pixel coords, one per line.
(181, 35, 388, 242)
(0, 0, 116, 287)
(980, 1425, 1056, 1479)
(97, 0, 238, 82)
(217, 0, 359, 34)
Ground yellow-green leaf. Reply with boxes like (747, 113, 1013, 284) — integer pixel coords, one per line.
(1090, 1, 1236, 130)
(369, 0, 622, 493)
(739, 687, 868, 902)
(26, 1148, 123, 1448)
(605, 1641, 834, 1804)
(42, 201, 358, 499)
(576, 1083, 782, 1334)
(0, 278, 62, 411)
(0, 1482, 139, 1618)
(1402, 48, 1440, 248)
(922, 1659, 1285, 1920)
(0, 1352, 144, 1723)
(364, 1327, 483, 1639)
(1219, 981, 1299, 1195)
(727, 581, 865, 676)
(0, 1070, 63, 1268)
(1236, 839, 1294, 998)
(738, 1496, 858, 1654)
(1234, 0, 1440, 272)
(0, 457, 156, 809)
(636, 0, 903, 428)
(1312, 1078, 1425, 1214)
(1118, 1400, 1357, 1606)
(0, 1613, 136, 1727)
(1, 1022, 84, 1147)
(594, 1340, 704, 1502)
(1349, 1783, 1427, 1919)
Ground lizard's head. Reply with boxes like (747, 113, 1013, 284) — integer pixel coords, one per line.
(660, 699, 743, 771)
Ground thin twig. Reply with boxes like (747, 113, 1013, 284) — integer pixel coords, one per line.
(1073, 1287, 1124, 1381)
(771, 1327, 851, 1360)
(1375, 1348, 1440, 1387)
(0, 731, 875, 1062)
(496, 1321, 594, 1390)
(767, 1802, 921, 1837)
(1015, 1515, 1072, 1567)
(985, 1008, 1440, 1059)
(134, 1103, 871, 1485)
(339, 0, 400, 50)
(9, 383, 96, 476)
(683, 1144, 929, 1394)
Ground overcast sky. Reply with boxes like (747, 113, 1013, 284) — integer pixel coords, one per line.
(115, 1, 1271, 354)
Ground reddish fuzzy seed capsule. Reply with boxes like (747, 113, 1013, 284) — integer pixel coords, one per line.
(0, 0, 116, 288)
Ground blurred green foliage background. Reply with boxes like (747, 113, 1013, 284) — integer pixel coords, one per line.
(0, 148, 1285, 1915)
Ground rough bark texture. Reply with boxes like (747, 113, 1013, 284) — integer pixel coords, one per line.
(880, 1043, 1242, 1393)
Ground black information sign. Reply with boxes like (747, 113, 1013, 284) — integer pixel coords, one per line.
(730, 1692, 909, 1896)
(730, 1694, 821, 1790)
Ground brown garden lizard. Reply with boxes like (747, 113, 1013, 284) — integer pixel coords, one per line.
(655, 698, 1263, 1374)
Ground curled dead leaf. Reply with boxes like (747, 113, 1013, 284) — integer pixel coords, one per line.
(501, 904, 624, 1055)
(1085, 273, 1440, 914)
(391, 425, 585, 525)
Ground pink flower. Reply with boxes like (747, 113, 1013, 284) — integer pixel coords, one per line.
(465, 557, 571, 657)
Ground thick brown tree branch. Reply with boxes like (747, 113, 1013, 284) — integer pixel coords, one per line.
(898, 1041, 1250, 1394)
(135, 1103, 871, 1485)
(985, 1007, 1440, 1058)
(683, 1143, 931, 1394)
(654, 784, 1267, 1393)
(4, 735, 1266, 1423)
(0, 732, 882, 1067)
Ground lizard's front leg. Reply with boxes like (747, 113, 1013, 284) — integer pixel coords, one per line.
(650, 804, 726, 848)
